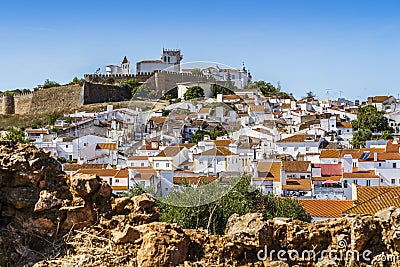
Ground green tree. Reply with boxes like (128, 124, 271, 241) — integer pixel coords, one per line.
(47, 112, 61, 125)
(42, 79, 60, 89)
(304, 91, 316, 99)
(157, 175, 311, 234)
(70, 77, 84, 85)
(183, 86, 205, 101)
(352, 105, 390, 132)
(191, 130, 207, 143)
(190, 68, 203, 75)
(2, 127, 29, 143)
(352, 128, 372, 148)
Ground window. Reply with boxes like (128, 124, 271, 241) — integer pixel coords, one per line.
(156, 163, 159, 168)
(166, 163, 170, 168)
(115, 179, 120, 183)
(378, 163, 382, 167)
(283, 147, 287, 151)
(306, 147, 310, 151)
(66, 145, 68, 148)
(393, 163, 397, 168)
(141, 162, 144, 167)
(353, 162, 357, 168)
(366, 180, 371, 186)
(392, 178, 396, 185)
(381, 178, 384, 183)
(354, 180, 358, 185)
(131, 163, 134, 167)
(344, 180, 348, 188)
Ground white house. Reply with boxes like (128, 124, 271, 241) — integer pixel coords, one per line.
(106, 56, 131, 75)
(136, 49, 182, 73)
(276, 134, 323, 160)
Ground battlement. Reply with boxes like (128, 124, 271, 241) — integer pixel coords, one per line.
(84, 73, 153, 83)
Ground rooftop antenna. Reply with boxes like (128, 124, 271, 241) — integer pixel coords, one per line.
(325, 89, 333, 101)
(338, 90, 344, 98)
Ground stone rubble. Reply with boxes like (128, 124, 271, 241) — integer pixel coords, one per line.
(1, 143, 400, 266)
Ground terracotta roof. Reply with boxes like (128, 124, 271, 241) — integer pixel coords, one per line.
(210, 139, 235, 147)
(138, 145, 160, 151)
(336, 121, 352, 128)
(199, 108, 211, 114)
(154, 146, 185, 157)
(277, 134, 319, 143)
(355, 185, 400, 203)
(127, 156, 150, 160)
(320, 150, 340, 158)
(345, 188, 400, 215)
(111, 185, 129, 191)
(282, 161, 310, 172)
(194, 147, 236, 156)
(115, 169, 129, 178)
(299, 199, 355, 218)
(130, 168, 156, 180)
(369, 96, 390, 103)
(255, 161, 281, 182)
(249, 105, 265, 112)
(377, 153, 400, 161)
(386, 139, 400, 153)
(312, 163, 342, 176)
(75, 169, 118, 177)
(96, 143, 118, 150)
(342, 170, 379, 179)
(312, 175, 342, 181)
(149, 117, 168, 124)
(26, 129, 48, 134)
(63, 163, 108, 172)
(282, 179, 312, 191)
(223, 94, 241, 100)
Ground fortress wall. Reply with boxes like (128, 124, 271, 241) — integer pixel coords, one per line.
(82, 82, 132, 104)
(13, 92, 33, 115)
(29, 85, 83, 114)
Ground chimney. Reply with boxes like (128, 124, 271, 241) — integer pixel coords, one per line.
(374, 152, 378, 162)
(343, 154, 353, 173)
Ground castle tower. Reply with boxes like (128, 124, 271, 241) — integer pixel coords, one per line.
(121, 56, 130, 75)
(3, 94, 15, 115)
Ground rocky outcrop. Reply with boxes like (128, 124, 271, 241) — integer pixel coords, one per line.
(3, 143, 400, 267)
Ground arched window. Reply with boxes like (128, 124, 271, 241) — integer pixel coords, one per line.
(164, 56, 167, 62)
(168, 57, 170, 63)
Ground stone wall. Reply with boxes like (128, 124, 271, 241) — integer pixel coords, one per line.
(84, 73, 152, 83)
(13, 92, 33, 114)
(82, 82, 132, 105)
(29, 85, 83, 114)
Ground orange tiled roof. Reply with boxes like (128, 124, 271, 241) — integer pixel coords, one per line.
(128, 156, 150, 160)
(96, 143, 117, 150)
(386, 139, 400, 153)
(194, 147, 236, 156)
(199, 108, 211, 114)
(209, 139, 234, 147)
(154, 146, 185, 157)
(63, 163, 108, 172)
(299, 199, 355, 218)
(111, 185, 129, 190)
(115, 169, 129, 178)
(76, 168, 118, 177)
(342, 170, 379, 179)
(282, 161, 310, 172)
(249, 105, 265, 112)
(345, 188, 400, 215)
(355, 185, 400, 202)
(320, 149, 340, 158)
(255, 161, 281, 182)
(277, 134, 319, 143)
(312, 175, 342, 181)
(282, 179, 312, 191)
(149, 117, 168, 124)
(337, 121, 352, 128)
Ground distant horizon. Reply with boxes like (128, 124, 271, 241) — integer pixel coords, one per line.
(1, 0, 400, 100)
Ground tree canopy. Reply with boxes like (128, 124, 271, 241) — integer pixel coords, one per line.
(183, 86, 205, 101)
(1, 127, 29, 143)
(351, 105, 393, 147)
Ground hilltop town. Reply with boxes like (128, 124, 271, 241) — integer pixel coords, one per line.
(2, 48, 400, 220)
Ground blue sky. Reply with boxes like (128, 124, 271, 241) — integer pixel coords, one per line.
(1, 0, 400, 100)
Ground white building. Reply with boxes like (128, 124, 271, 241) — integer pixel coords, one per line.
(106, 56, 131, 75)
(136, 49, 182, 74)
